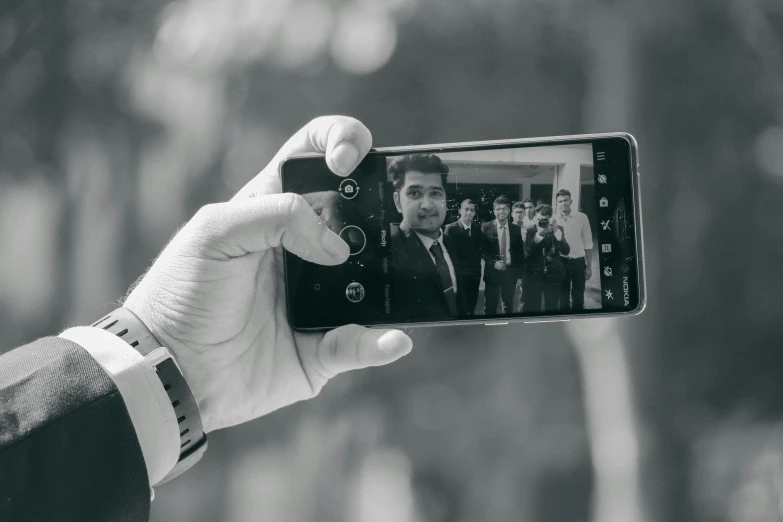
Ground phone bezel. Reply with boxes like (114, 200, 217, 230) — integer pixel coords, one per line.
(280, 132, 646, 331)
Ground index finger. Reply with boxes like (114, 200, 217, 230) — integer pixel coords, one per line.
(233, 116, 373, 200)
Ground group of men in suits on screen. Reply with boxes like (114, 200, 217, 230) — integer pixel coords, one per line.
(389, 153, 593, 320)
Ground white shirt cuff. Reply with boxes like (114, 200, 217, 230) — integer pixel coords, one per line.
(60, 326, 180, 486)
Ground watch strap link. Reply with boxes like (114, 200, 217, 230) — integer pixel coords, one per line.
(92, 308, 159, 356)
(152, 355, 207, 483)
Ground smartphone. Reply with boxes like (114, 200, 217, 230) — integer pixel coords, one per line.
(281, 133, 645, 331)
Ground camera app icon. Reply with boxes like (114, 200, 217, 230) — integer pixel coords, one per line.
(338, 178, 360, 200)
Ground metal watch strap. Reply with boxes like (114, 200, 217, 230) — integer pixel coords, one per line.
(92, 307, 207, 483)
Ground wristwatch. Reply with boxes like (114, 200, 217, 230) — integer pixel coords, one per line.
(92, 307, 207, 484)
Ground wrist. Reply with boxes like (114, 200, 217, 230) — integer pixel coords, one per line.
(95, 305, 208, 482)
(123, 283, 170, 350)
(123, 293, 216, 434)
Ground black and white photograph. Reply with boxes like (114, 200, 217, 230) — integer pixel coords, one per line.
(1, 1, 782, 522)
(387, 144, 601, 318)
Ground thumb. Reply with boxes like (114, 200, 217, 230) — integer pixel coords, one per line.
(233, 115, 373, 199)
(312, 324, 413, 379)
(180, 193, 349, 263)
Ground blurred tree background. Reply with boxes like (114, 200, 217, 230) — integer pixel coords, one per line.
(1, 0, 783, 520)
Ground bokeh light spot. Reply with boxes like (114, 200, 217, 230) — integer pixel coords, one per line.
(272, 0, 333, 69)
(755, 126, 783, 182)
(330, 5, 397, 75)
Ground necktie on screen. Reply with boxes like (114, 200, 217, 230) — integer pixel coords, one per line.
(499, 224, 507, 263)
(430, 241, 458, 316)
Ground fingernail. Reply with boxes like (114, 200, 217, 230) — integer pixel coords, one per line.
(377, 330, 413, 358)
(332, 143, 359, 176)
(320, 228, 350, 259)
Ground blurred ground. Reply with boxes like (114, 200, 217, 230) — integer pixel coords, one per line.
(1, 0, 783, 521)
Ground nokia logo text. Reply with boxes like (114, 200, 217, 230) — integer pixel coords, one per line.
(622, 276, 630, 306)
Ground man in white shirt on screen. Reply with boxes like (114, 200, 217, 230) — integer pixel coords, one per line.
(555, 189, 594, 311)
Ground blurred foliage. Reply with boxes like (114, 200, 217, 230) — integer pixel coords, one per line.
(1, 0, 783, 521)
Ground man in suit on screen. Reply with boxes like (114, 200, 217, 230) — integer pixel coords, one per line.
(389, 153, 460, 321)
(444, 199, 483, 316)
(481, 196, 525, 315)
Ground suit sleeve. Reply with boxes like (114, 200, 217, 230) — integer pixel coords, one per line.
(525, 228, 538, 256)
(442, 225, 461, 272)
(556, 226, 571, 255)
(511, 225, 525, 269)
(0, 337, 151, 521)
(480, 225, 495, 265)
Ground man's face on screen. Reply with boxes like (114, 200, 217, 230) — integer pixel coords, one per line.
(493, 204, 509, 225)
(557, 195, 572, 214)
(459, 202, 476, 225)
(394, 171, 447, 235)
(511, 207, 524, 223)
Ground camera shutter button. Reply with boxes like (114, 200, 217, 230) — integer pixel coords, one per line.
(339, 225, 366, 255)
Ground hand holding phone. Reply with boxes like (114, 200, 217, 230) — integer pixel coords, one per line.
(124, 116, 412, 433)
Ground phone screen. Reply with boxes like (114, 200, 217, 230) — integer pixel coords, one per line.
(282, 135, 643, 329)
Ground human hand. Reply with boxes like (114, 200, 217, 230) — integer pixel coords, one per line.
(585, 265, 593, 280)
(123, 116, 412, 433)
(300, 190, 352, 235)
(548, 219, 558, 233)
(494, 260, 506, 271)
